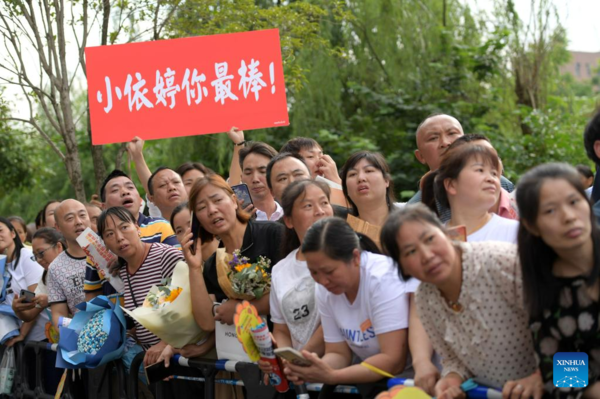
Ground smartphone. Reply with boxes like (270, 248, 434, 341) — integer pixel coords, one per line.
(144, 359, 199, 384)
(274, 347, 312, 367)
(20, 289, 35, 303)
(190, 215, 201, 255)
(231, 183, 253, 210)
(144, 360, 171, 384)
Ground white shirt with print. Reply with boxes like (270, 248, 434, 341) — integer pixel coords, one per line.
(317, 251, 410, 361)
(47, 251, 87, 316)
(270, 248, 320, 350)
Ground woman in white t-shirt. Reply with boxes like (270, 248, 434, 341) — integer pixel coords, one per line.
(258, 180, 334, 377)
(421, 142, 518, 243)
(12, 228, 66, 323)
(284, 217, 410, 395)
(0, 218, 47, 344)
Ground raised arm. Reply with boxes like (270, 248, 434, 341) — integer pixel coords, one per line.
(227, 127, 245, 185)
(126, 136, 153, 195)
(183, 229, 215, 331)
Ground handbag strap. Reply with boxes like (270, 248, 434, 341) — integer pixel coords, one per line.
(125, 272, 139, 308)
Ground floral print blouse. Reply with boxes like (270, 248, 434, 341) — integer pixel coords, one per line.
(416, 241, 537, 388)
(530, 276, 600, 398)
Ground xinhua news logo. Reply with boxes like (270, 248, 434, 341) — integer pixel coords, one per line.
(553, 352, 588, 388)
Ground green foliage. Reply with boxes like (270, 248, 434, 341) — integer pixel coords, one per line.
(0, 96, 36, 193)
(1, 0, 599, 221)
(168, 0, 348, 92)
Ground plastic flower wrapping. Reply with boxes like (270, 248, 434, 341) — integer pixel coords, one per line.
(0, 305, 19, 345)
(122, 261, 206, 349)
(142, 285, 183, 309)
(216, 249, 271, 300)
(0, 255, 9, 303)
(56, 295, 126, 369)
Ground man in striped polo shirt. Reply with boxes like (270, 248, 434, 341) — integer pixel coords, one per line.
(84, 169, 179, 298)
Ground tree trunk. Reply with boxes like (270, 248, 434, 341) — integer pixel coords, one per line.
(115, 143, 128, 171)
(88, 107, 107, 196)
(62, 104, 87, 201)
(86, 0, 111, 196)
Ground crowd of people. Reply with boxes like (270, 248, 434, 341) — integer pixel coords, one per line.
(2, 111, 600, 399)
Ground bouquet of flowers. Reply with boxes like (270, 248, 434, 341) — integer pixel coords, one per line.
(122, 261, 206, 349)
(142, 284, 183, 309)
(216, 249, 271, 300)
(0, 305, 19, 345)
(0, 255, 9, 303)
(56, 295, 126, 369)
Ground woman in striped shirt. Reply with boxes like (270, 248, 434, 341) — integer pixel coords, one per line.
(97, 207, 183, 366)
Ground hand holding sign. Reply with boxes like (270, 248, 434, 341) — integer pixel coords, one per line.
(227, 126, 245, 145)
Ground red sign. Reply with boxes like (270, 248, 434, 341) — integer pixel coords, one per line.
(85, 29, 289, 145)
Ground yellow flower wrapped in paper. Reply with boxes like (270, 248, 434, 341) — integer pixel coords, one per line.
(215, 249, 271, 300)
(122, 262, 206, 348)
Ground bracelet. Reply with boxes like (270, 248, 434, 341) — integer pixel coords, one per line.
(212, 303, 220, 316)
(234, 140, 247, 147)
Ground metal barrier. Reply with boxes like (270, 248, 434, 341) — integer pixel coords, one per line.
(13, 341, 56, 399)
(140, 355, 362, 399)
(3, 341, 364, 399)
(5, 341, 128, 399)
(126, 352, 146, 399)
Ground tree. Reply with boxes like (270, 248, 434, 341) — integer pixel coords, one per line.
(0, 0, 181, 201)
(0, 89, 36, 192)
(502, 0, 570, 134)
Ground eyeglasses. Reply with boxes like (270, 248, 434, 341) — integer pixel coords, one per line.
(30, 244, 57, 262)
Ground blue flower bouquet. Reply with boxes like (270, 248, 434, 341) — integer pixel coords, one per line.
(0, 305, 19, 345)
(0, 255, 19, 344)
(0, 255, 9, 303)
(56, 295, 126, 369)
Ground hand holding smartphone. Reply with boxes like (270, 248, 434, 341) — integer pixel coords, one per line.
(231, 183, 253, 209)
(274, 347, 312, 367)
(20, 289, 36, 303)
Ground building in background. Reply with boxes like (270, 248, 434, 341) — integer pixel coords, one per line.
(561, 51, 600, 82)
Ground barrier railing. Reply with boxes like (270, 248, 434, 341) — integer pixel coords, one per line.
(3, 341, 368, 399)
(142, 355, 362, 399)
(14, 341, 56, 399)
(6, 341, 129, 399)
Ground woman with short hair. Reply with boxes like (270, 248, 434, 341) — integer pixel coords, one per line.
(421, 143, 518, 243)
